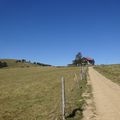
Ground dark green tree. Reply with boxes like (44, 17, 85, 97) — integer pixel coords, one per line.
(0, 61, 8, 68)
(73, 52, 83, 66)
(22, 59, 26, 63)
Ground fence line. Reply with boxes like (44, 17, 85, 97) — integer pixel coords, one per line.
(61, 65, 88, 119)
(80, 65, 83, 80)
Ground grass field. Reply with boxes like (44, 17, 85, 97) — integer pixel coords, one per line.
(0, 59, 38, 68)
(94, 64, 120, 85)
(0, 66, 87, 120)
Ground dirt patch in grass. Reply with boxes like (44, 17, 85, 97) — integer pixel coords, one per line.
(82, 72, 96, 120)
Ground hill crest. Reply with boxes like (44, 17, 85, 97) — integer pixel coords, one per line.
(0, 59, 51, 68)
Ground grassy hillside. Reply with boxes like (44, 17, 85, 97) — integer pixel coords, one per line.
(0, 66, 87, 120)
(0, 59, 49, 68)
(94, 64, 120, 85)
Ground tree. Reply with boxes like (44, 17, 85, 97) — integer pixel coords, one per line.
(73, 52, 83, 66)
(75, 52, 82, 61)
(33, 62, 37, 64)
(0, 61, 2, 68)
(2, 62, 8, 67)
(71, 52, 95, 66)
(22, 59, 26, 63)
(92, 59, 95, 65)
(0, 61, 8, 68)
(16, 60, 21, 63)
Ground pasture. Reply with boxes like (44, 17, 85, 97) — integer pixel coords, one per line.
(0, 66, 87, 120)
(94, 64, 120, 85)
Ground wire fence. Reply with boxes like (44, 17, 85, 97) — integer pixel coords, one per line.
(41, 66, 88, 120)
(61, 66, 88, 120)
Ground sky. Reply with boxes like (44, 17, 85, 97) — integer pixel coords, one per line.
(0, 0, 120, 66)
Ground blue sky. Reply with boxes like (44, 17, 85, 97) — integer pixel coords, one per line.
(0, 0, 120, 65)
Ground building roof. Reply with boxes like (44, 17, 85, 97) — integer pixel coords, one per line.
(84, 57, 94, 61)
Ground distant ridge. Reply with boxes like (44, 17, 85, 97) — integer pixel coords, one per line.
(0, 59, 52, 68)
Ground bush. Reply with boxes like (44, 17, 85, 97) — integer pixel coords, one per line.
(0, 61, 8, 68)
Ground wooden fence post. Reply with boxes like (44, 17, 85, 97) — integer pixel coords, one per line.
(80, 65, 83, 80)
(61, 77, 65, 120)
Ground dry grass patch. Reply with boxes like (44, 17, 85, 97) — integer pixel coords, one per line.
(0, 67, 87, 120)
(94, 64, 120, 85)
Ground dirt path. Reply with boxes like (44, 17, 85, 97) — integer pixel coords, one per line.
(89, 67, 120, 120)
